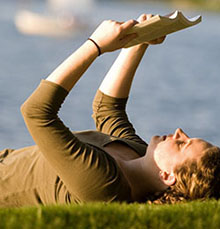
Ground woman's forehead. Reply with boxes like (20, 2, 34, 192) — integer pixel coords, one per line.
(191, 138, 213, 148)
(186, 138, 213, 159)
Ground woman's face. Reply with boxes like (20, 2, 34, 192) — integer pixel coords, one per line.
(147, 128, 214, 173)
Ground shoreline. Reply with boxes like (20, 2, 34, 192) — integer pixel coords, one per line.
(122, 0, 220, 12)
(170, 0, 220, 12)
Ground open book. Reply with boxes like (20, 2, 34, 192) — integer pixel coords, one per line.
(125, 11, 202, 48)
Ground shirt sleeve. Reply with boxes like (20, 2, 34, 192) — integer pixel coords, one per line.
(20, 80, 130, 203)
(92, 89, 147, 146)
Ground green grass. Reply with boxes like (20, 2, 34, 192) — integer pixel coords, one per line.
(1, 200, 220, 229)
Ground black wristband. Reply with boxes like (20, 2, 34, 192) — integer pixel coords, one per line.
(88, 38, 101, 56)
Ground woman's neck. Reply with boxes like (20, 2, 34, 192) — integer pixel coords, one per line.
(119, 156, 167, 202)
(104, 141, 167, 202)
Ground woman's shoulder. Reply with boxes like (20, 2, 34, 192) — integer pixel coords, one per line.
(73, 130, 147, 157)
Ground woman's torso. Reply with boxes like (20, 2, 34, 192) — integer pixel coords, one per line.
(0, 130, 146, 207)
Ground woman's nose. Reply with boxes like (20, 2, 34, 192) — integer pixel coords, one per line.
(173, 128, 189, 140)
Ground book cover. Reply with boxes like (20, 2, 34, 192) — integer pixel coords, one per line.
(125, 11, 202, 48)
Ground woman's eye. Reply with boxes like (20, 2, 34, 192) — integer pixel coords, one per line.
(177, 141, 185, 147)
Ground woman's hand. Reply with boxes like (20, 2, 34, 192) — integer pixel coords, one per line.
(89, 19, 137, 54)
(137, 14, 166, 45)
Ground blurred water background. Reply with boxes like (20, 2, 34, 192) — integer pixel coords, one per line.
(0, 0, 220, 149)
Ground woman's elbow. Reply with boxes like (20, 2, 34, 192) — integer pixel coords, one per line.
(20, 99, 32, 119)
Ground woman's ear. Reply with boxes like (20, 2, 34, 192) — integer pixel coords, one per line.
(159, 171, 176, 186)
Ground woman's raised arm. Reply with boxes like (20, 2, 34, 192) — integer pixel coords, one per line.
(20, 19, 138, 202)
(99, 43, 148, 98)
(92, 14, 165, 142)
(99, 14, 165, 98)
(46, 19, 137, 92)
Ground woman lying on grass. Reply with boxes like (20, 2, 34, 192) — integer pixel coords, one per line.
(1, 14, 220, 207)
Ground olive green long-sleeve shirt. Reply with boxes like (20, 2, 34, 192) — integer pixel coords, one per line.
(0, 80, 147, 207)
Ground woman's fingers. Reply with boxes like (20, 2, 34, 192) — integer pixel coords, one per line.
(136, 13, 166, 45)
(90, 19, 138, 53)
(121, 19, 138, 32)
(146, 14, 153, 20)
(157, 36, 166, 43)
(148, 36, 166, 45)
(137, 13, 153, 23)
(140, 14, 147, 21)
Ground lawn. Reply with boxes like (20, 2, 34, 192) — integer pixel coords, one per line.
(1, 200, 220, 229)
